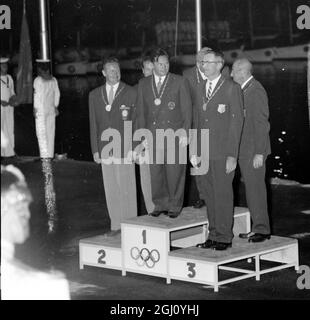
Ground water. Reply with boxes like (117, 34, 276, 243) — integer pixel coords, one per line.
(14, 60, 310, 183)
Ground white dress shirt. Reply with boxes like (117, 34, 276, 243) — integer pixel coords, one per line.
(106, 82, 120, 102)
(154, 73, 166, 87)
(206, 74, 221, 96)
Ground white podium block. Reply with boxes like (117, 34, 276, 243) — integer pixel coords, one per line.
(168, 236, 299, 292)
(121, 208, 207, 279)
(79, 234, 122, 271)
(171, 206, 251, 248)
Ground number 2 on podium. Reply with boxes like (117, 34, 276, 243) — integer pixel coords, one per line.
(97, 249, 106, 264)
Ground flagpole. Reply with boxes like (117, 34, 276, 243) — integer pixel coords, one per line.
(39, 0, 49, 60)
(195, 0, 202, 53)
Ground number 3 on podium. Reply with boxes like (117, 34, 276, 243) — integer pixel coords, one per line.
(187, 262, 196, 278)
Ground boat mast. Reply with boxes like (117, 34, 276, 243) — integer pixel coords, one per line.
(195, 0, 202, 52)
(174, 0, 180, 58)
(286, 0, 293, 45)
(248, 0, 254, 48)
(39, 0, 50, 60)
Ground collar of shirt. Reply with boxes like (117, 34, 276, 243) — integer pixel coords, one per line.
(106, 82, 120, 96)
(206, 74, 221, 92)
(197, 67, 207, 81)
(154, 73, 166, 86)
(241, 75, 253, 89)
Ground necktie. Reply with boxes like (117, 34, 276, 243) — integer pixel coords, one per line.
(206, 81, 213, 100)
(157, 77, 162, 93)
(108, 85, 114, 105)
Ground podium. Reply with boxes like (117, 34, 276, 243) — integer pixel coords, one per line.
(79, 206, 299, 291)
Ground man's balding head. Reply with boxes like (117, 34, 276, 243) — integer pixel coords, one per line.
(231, 58, 253, 85)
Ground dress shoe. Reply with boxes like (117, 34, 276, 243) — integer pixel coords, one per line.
(104, 229, 121, 237)
(213, 242, 232, 251)
(196, 239, 217, 249)
(150, 210, 168, 217)
(168, 211, 180, 218)
(239, 231, 255, 239)
(193, 199, 205, 209)
(248, 233, 271, 243)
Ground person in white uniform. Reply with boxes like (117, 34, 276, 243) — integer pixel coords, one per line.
(33, 59, 60, 160)
(1, 57, 17, 158)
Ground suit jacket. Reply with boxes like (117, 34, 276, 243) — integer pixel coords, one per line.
(193, 75, 244, 160)
(89, 81, 136, 158)
(239, 77, 271, 159)
(183, 66, 205, 108)
(136, 73, 192, 134)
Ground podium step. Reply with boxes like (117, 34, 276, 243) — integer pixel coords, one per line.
(168, 236, 299, 291)
(79, 234, 122, 270)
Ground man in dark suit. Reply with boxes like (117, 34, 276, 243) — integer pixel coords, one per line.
(231, 58, 271, 243)
(183, 47, 211, 209)
(191, 50, 244, 250)
(136, 54, 155, 214)
(135, 48, 192, 218)
(89, 57, 137, 236)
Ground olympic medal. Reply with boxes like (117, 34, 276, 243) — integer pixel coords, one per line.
(202, 103, 207, 111)
(154, 98, 161, 106)
(105, 104, 111, 112)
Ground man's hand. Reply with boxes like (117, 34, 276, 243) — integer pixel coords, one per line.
(179, 136, 188, 147)
(9, 95, 19, 107)
(226, 156, 237, 174)
(127, 150, 138, 163)
(190, 155, 199, 168)
(253, 154, 263, 169)
(93, 152, 101, 164)
(1, 100, 9, 107)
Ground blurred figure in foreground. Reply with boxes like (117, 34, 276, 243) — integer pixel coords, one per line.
(1, 165, 70, 300)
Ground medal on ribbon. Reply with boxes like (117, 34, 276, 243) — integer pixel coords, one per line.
(202, 79, 225, 111)
(101, 85, 125, 112)
(154, 98, 161, 106)
(152, 74, 170, 106)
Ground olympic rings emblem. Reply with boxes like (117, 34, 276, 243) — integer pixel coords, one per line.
(130, 247, 160, 268)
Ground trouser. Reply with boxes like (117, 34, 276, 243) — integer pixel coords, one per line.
(200, 159, 235, 243)
(195, 175, 205, 200)
(239, 157, 270, 234)
(35, 113, 55, 158)
(101, 161, 137, 230)
(139, 162, 155, 214)
(1, 106, 15, 157)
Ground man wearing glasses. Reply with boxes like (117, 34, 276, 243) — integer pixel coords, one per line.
(191, 50, 244, 250)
